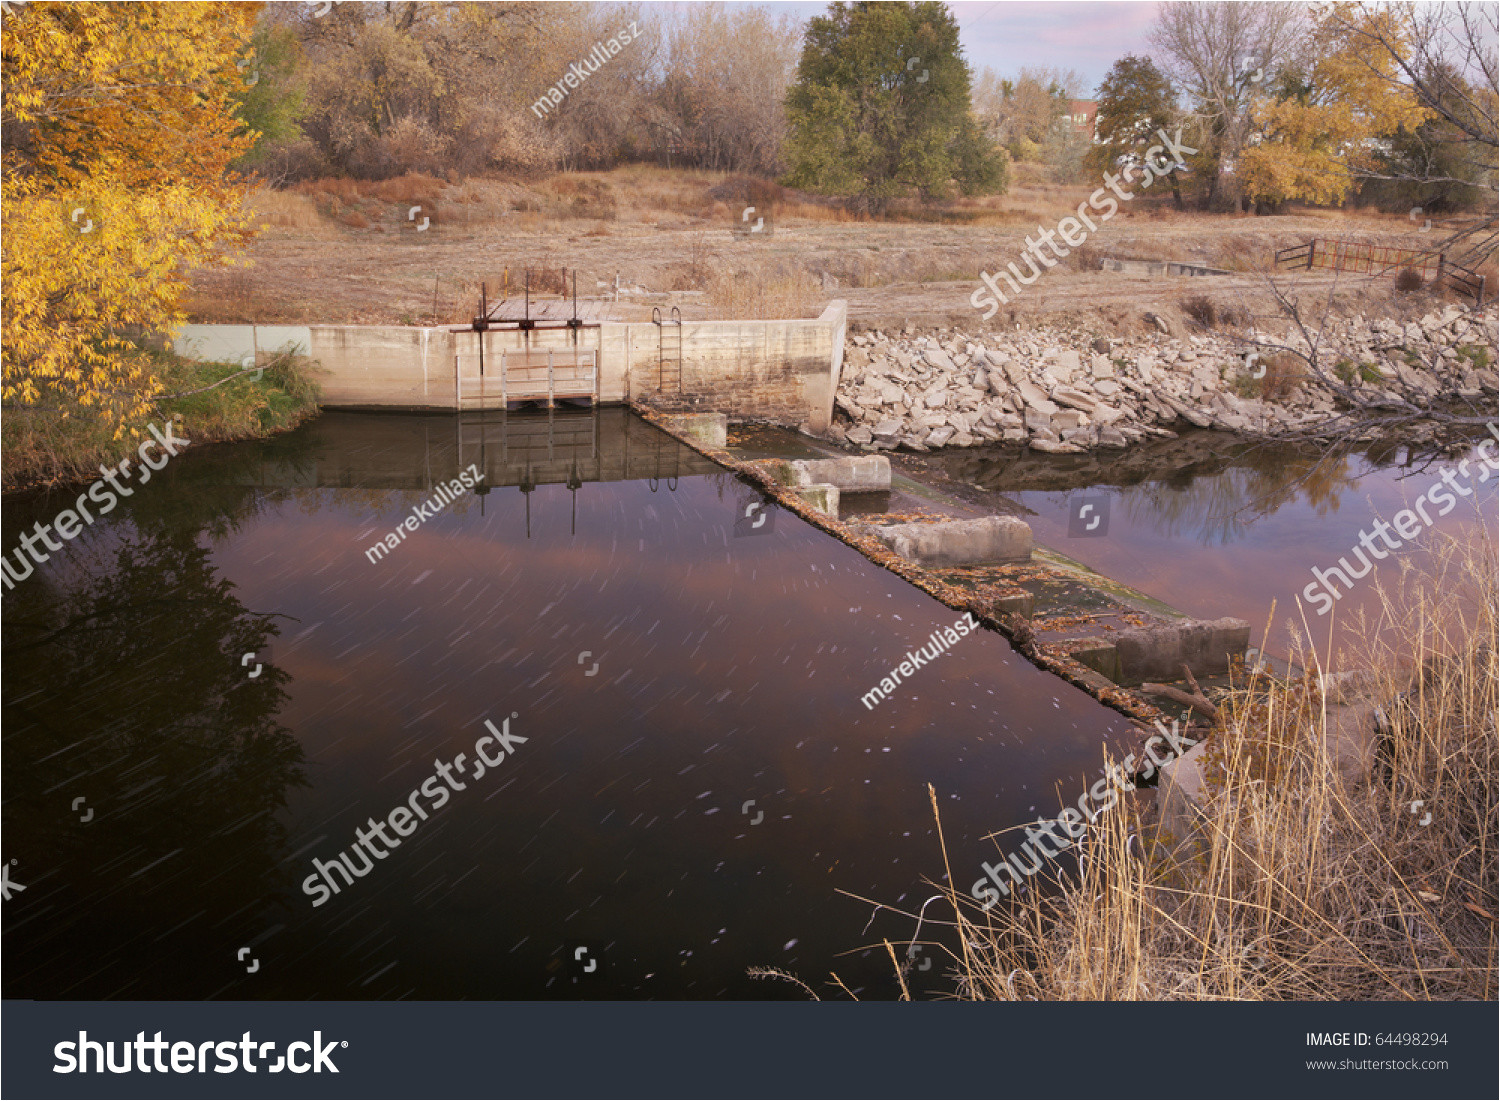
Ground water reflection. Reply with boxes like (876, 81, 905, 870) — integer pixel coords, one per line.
(929, 430, 1497, 658)
(3, 410, 1135, 1000)
(2, 514, 304, 998)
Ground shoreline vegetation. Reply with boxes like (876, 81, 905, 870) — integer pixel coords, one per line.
(933, 530, 1495, 1002)
(1, 347, 321, 494)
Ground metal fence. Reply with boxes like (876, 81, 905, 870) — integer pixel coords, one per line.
(1275, 238, 1486, 305)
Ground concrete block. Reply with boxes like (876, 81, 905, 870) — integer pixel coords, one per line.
(792, 483, 839, 517)
(862, 516, 1032, 567)
(1156, 738, 1210, 849)
(671, 413, 728, 449)
(1113, 616, 1250, 683)
(788, 455, 891, 492)
(1067, 637, 1121, 682)
(982, 589, 1035, 620)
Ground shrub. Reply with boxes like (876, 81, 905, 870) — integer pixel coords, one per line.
(1072, 242, 1103, 273)
(1182, 295, 1217, 328)
(1395, 266, 1424, 294)
(1260, 352, 1304, 401)
(1457, 344, 1492, 371)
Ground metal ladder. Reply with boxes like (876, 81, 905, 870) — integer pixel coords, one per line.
(651, 306, 682, 395)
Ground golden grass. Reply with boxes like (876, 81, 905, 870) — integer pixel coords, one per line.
(246, 187, 329, 232)
(180, 265, 296, 325)
(703, 257, 823, 320)
(930, 528, 1497, 1002)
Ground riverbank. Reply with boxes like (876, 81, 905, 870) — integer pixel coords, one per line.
(945, 529, 1497, 1001)
(832, 304, 1498, 453)
(1, 348, 322, 492)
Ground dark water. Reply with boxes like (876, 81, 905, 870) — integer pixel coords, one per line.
(928, 430, 1499, 661)
(2, 409, 1134, 1000)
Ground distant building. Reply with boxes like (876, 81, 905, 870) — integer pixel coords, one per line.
(1066, 99, 1098, 141)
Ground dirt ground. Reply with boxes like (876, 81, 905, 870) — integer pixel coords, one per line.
(187, 167, 1469, 338)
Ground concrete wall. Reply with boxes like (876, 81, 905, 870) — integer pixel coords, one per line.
(173, 300, 847, 432)
(1099, 259, 1231, 278)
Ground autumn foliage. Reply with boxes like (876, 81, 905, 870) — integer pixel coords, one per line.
(1238, 4, 1430, 209)
(2, 1, 261, 433)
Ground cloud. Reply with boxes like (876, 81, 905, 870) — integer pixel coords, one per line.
(956, 0, 1159, 91)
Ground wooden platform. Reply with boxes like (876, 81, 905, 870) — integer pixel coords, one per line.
(484, 297, 617, 324)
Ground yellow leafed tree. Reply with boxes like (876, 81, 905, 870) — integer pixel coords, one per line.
(2, 1, 260, 434)
(1240, 3, 1429, 208)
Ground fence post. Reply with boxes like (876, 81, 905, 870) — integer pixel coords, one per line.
(548, 349, 555, 407)
(1307, 240, 1316, 270)
(1437, 253, 1446, 292)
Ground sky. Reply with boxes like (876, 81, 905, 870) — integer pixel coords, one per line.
(704, 0, 1162, 95)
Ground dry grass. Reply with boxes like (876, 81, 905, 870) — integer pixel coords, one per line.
(212, 164, 1486, 328)
(1257, 351, 1306, 401)
(703, 258, 822, 320)
(179, 265, 295, 325)
(937, 529, 1496, 1002)
(247, 188, 331, 233)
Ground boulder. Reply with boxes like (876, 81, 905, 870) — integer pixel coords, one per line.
(1051, 385, 1097, 412)
(1018, 380, 1059, 414)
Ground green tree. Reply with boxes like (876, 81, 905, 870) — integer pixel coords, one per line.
(232, 21, 307, 175)
(1088, 55, 1188, 209)
(784, 1, 1006, 212)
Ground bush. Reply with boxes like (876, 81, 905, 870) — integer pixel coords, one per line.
(1395, 267, 1425, 294)
(1457, 344, 1492, 371)
(1071, 243, 1104, 273)
(2, 345, 321, 490)
(1217, 304, 1251, 328)
(1006, 137, 1041, 163)
(1182, 295, 1217, 328)
(1260, 352, 1305, 401)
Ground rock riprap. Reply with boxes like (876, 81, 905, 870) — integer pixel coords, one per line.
(831, 306, 1500, 453)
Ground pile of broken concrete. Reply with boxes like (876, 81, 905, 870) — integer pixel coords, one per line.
(831, 304, 1499, 453)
